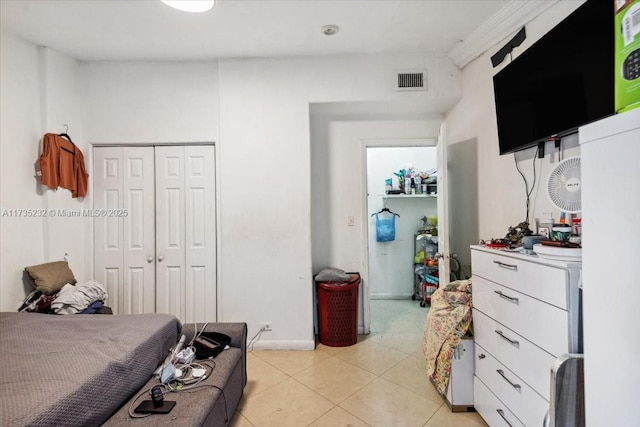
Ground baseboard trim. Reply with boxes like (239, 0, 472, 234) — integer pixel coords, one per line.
(250, 340, 316, 350)
(370, 293, 413, 300)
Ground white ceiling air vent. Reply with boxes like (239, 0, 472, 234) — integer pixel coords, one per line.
(396, 70, 427, 91)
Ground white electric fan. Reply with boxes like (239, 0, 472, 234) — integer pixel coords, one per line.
(546, 156, 581, 213)
(536, 156, 582, 261)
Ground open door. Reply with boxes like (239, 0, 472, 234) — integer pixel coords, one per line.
(436, 123, 451, 287)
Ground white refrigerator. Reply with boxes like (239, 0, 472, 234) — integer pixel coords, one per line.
(579, 108, 640, 426)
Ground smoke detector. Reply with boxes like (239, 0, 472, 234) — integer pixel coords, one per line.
(322, 25, 339, 36)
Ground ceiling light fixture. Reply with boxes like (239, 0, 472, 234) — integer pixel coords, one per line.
(161, 0, 215, 13)
(321, 25, 339, 36)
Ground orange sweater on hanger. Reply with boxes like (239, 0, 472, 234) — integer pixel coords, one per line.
(39, 133, 88, 198)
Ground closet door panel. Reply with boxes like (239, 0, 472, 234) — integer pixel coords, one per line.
(155, 146, 186, 321)
(123, 147, 155, 314)
(94, 146, 155, 315)
(184, 146, 216, 322)
(125, 267, 145, 314)
(94, 147, 125, 313)
(158, 265, 184, 319)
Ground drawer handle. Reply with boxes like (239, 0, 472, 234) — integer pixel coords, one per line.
(493, 260, 518, 271)
(496, 369, 521, 390)
(494, 290, 519, 303)
(495, 330, 520, 346)
(496, 409, 514, 427)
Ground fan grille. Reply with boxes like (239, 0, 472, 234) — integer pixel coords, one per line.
(547, 157, 581, 213)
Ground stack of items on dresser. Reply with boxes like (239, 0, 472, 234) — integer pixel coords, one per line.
(18, 261, 110, 314)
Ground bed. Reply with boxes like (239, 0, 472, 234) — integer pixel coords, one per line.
(0, 312, 248, 427)
(3, 259, 247, 426)
(0, 312, 180, 426)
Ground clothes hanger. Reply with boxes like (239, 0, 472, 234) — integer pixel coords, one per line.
(58, 124, 76, 154)
(371, 207, 400, 217)
(59, 124, 74, 144)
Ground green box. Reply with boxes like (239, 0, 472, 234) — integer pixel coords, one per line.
(615, 0, 640, 112)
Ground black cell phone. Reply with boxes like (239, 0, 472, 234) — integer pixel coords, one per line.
(134, 400, 176, 414)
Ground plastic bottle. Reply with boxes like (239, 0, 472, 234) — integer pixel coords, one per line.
(385, 179, 392, 194)
(569, 215, 582, 244)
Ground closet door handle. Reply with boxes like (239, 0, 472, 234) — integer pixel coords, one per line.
(495, 330, 520, 346)
(147, 256, 153, 263)
(496, 369, 521, 390)
(496, 409, 514, 427)
(493, 260, 518, 271)
(494, 290, 519, 303)
(158, 256, 164, 262)
(494, 329, 520, 347)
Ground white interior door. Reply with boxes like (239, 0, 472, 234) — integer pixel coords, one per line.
(184, 146, 216, 323)
(94, 146, 155, 314)
(436, 123, 451, 287)
(155, 146, 216, 322)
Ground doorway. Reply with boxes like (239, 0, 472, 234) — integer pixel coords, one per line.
(364, 143, 438, 333)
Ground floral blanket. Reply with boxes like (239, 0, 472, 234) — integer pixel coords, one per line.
(422, 279, 473, 394)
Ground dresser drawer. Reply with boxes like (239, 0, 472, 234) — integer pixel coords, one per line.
(472, 249, 568, 309)
(473, 309, 555, 397)
(473, 276, 569, 356)
(475, 343, 549, 427)
(474, 376, 525, 427)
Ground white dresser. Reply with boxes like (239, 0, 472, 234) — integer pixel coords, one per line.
(470, 245, 581, 427)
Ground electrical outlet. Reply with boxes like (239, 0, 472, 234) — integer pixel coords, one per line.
(260, 322, 272, 331)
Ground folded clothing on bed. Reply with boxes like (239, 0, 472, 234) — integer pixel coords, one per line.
(51, 280, 107, 314)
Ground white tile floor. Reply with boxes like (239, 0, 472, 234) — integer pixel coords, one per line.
(230, 300, 487, 427)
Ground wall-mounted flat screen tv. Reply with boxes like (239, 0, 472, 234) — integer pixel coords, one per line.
(493, 0, 614, 155)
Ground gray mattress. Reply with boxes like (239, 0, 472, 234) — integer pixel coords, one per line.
(0, 312, 180, 427)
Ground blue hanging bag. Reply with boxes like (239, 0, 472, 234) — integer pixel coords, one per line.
(375, 213, 396, 242)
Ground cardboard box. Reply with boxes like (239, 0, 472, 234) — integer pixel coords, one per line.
(615, 0, 640, 112)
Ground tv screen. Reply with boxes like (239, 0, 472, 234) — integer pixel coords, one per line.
(493, 0, 614, 155)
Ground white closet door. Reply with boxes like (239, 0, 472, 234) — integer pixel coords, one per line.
(184, 146, 216, 323)
(155, 146, 187, 320)
(155, 146, 216, 322)
(94, 146, 155, 314)
(122, 147, 156, 314)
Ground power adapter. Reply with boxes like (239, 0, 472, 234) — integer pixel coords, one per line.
(176, 347, 195, 364)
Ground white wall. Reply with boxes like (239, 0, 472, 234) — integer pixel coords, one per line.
(219, 54, 459, 348)
(0, 33, 45, 310)
(445, 1, 584, 240)
(0, 33, 89, 311)
(82, 62, 219, 144)
(40, 47, 91, 284)
(310, 120, 441, 274)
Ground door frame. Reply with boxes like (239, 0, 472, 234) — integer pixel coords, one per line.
(360, 138, 438, 334)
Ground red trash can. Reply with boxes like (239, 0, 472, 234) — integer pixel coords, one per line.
(316, 273, 360, 347)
